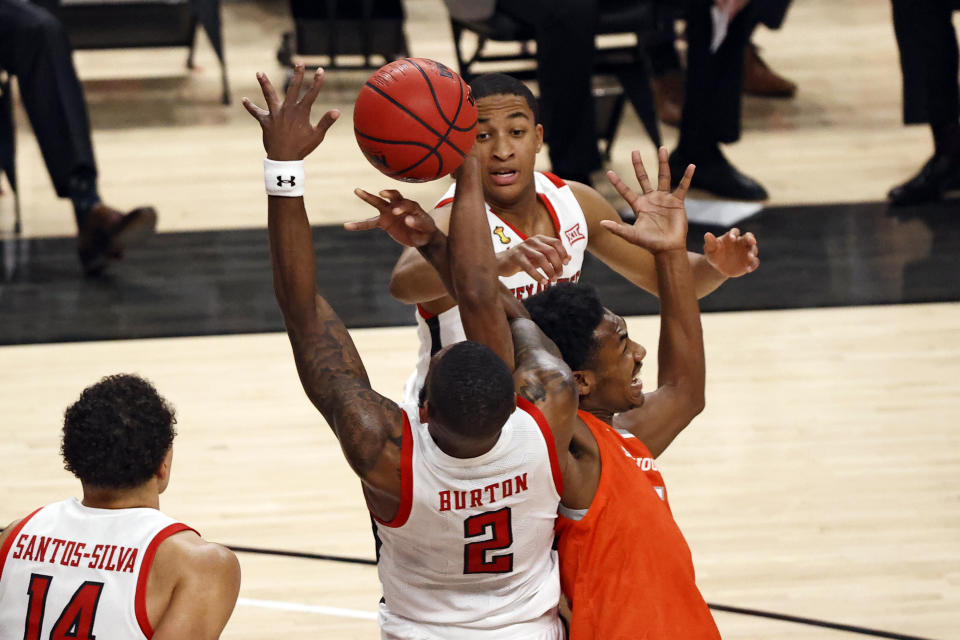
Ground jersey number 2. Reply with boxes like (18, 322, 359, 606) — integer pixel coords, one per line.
(24, 573, 104, 640)
(463, 507, 513, 574)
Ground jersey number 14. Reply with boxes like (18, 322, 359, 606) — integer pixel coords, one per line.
(24, 573, 103, 640)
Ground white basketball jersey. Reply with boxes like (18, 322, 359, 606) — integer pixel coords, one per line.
(0, 498, 195, 640)
(374, 400, 565, 640)
(402, 171, 589, 404)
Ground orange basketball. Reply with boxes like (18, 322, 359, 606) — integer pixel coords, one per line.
(354, 58, 477, 182)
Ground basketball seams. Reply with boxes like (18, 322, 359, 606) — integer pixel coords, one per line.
(408, 59, 475, 135)
(354, 129, 443, 179)
(354, 58, 478, 181)
(361, 82, 465, 159)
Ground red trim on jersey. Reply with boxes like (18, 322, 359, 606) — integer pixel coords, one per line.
(542, 171, 567, 189)
(135, 523, 197, 638)
(537, 192, 563, 237)
(372, 411, 414, 528)
(488, 208, 529, 240)
(434, 196, 454, 210)
(0, 507, 43, 581)
(416, 304, 435, 320)
(516, 396, 564, 497)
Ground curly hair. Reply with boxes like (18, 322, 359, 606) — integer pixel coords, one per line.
(524, 283, 605, 371)
(61, 374, 177, 489)
(426, 341, 515, 438)
(470, 73, 540, 123)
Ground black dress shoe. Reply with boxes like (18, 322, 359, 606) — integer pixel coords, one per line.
(669, 148, 768, 201)
(77, 204, 158, 276)
(887, 152, 960, 206)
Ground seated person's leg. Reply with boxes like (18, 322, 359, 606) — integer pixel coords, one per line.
(0, 0, 157, 274)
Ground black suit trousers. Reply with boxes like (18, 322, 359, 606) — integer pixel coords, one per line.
(0, 0, 96, 198)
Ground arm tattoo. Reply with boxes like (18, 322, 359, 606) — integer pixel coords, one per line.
(287, 297, 402, 477)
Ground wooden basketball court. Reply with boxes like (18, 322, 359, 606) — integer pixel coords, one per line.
(1, 1, 958, 638)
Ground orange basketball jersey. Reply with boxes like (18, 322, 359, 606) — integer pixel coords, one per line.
(555, 411, 720, 640)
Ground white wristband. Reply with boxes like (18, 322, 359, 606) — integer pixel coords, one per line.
(264, 158, 305, 197)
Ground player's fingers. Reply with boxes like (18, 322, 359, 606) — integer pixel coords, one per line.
(515, 255, 549, 284)
(728, 227, 741, 241)
(747, 257, 760, 273)
(256, 72, 281, 113)
(599, 218, 634, 241)
(353, 187, 388, 209)
(379, 189, 405, 203)
(631, 150, 653, 194)
(541, 235, 571, 264)
(743, 231, 758, 247)
(526, 241, 564, 276)
(703, 231, 718, 252)
(314, 109, 340, 140)
(673, 164, 696, 201)
(286, 63, 305, 105)
(300, 67, 325, 107)
(656, 146, 671, 192)
(343, 215, 382, 232)
(404, 214, 434, 232)
(241, 97, 268, 122)
(606, 170, 639, 209)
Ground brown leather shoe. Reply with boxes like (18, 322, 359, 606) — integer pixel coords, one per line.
(77, 203, 157, 276)
(743, 43, 797, 98)
(650, 69, 685, 127)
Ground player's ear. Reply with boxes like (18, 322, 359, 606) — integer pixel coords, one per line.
(573, 370, 592, 398)
(155, 447, 173, 494)
(535, 123, 544, 152)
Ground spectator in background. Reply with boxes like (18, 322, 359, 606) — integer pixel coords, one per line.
(445, 0, 776, 202)
(888, 0, 960, 206)
(667, 0, 769, 201)
(0, 0, 157, 275)
(650, 0, 796, 127)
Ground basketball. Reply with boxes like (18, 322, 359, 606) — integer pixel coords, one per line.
(353, 58, 477, 182)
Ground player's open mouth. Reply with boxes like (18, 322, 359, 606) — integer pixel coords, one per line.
(490, 169, 518, 186)
(631, 376, 643, 394)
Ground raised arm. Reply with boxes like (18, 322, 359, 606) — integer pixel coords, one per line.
(602, 149, 706, 457)
(446, 159, 579, 460)
(350, 159, 578, 458)
(571, 180, 758, 298)
(243, 65, 404, 514)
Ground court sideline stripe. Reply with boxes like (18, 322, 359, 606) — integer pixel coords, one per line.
(236, 597, 377, 620)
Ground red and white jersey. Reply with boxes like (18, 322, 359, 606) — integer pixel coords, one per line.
(374, 399, 565, 640)
(0, 498, 196, 640)
(402, 171, 589, 404)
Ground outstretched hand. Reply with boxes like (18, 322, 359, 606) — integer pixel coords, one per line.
(242, 64, 340, 160)
(347, 189, 439, 248)
(704, 228, 759, 276)
(599, 147, 694, 254)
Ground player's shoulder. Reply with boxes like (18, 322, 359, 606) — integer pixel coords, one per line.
(155, 529, 239, 581)
(0, 518, 22, 547)
(565, 180, 611, 220)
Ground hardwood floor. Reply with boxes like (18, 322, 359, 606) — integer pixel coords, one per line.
(0, 1, 958, 638)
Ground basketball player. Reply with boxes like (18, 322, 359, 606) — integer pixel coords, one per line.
(0, 374, 240, 639)
(388, 72, 759, 403)
(244, 65, 579, 639)
(356, 146, 720, 638)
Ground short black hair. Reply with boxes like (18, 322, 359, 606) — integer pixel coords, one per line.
(425, 341, 515, 437)
(470, 73, 540, 123)
(61, 374, 177, 489)
(524, 283, 605, 371)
